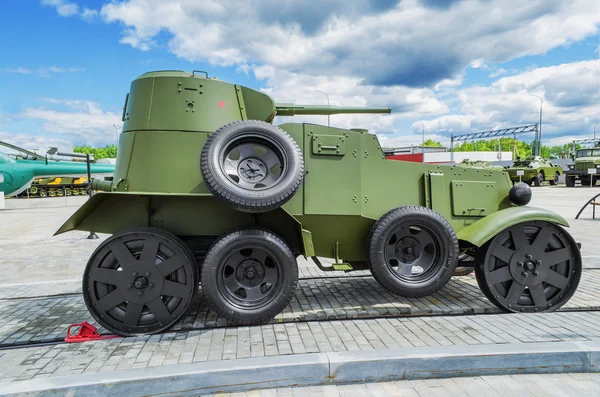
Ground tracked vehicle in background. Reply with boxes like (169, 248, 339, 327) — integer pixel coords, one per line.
(57, 70, 583, 336)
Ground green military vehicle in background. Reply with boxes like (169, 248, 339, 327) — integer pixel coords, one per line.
(565, 146, 600, 187)
(56, 70, 582, 336)
(506, 156, 563, 186)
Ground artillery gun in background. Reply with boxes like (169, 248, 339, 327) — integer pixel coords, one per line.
(565, 145, 600, 187)
(0, 141, 115, 198)
(57, 70, 582, 336)
(505, 156, 563, 186)
(18, 176, 90, 198)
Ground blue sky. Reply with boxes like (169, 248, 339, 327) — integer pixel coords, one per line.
(0, 0, 598, 151)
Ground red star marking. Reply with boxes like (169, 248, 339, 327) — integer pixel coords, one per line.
(218, 100, 225, 108)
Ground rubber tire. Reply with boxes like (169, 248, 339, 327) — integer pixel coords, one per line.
(201, 120, 304, 213)
(581, 175, 591, 186)
(367, 206, 459, 298)
(549, 173, 559, 186)
(565, 176, 575, 187)
(82, 227, 199, 336)
(201, 228, 298, 325)
(533, 172, 543, 187)
(39, 190, 47, 198)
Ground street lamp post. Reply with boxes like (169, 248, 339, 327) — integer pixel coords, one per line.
(528, 93, 543, 156)
(594, 123, 599, 142)
(315, 90, 330, 127)
(112, 124, 121, 145)
(416, 121, 425, 163)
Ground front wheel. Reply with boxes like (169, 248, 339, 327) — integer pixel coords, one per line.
(475, 221, 581, 313)
(565, 175, 576, 187)
(367, 206, 459, 298)
(201, 228, 298, 324)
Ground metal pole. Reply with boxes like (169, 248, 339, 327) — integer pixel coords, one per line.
(421, 123, 425, 163)
(85, 153, 98, 240)
(450, 136, 454, 163)
(528, 94, 543, 156)
(113, 124, 120, 145)
(315, 90, 330, 127)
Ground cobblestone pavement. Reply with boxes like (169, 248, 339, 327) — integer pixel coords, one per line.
(2, 269, 600, 347)
(211, 373, 600, 396)
(2, 310, 600, 383)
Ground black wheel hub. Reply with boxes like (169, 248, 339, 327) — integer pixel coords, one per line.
(219, 246, 280, 306)
(120, 262, 164, 304)
(508, 248, 546, 287)
(221, 138, 284, 191)
(384, 224, 439, 280)
(236, 259, 266, 287)
(395, 237, 421, 262)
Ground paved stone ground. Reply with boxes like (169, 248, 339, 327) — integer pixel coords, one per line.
(2, 310, 600, 383)
(2, 269, 600, 347)
(212, 373, 600, 396)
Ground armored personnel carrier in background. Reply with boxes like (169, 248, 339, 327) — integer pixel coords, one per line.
(457, 159, 506, 171)
(565, 145, 600, 187)
(506, 156, 562, 186)
(57, 70, 582, 336)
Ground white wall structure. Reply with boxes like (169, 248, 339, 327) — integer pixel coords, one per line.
(425, 151, 513, 164)
(0, 192, 5, 210)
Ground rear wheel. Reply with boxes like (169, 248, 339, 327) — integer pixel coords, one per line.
(201, 228, 298, 324)
(533, 172, 543, 187)
(475, 221, 581, 313)
(549, 172, 559, 186)
(83, 227, 198, 336)
(367, 206, 459, 297)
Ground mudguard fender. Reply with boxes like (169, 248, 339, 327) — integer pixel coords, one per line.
(456, 206, 569, 247)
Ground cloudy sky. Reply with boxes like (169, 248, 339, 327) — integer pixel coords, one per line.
(1, 0, 599, 152)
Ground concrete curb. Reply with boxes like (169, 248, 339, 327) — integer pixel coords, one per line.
(2, 341, 600, 396)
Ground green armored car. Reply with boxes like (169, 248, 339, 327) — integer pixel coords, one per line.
(506, 156, 563, 186)
(57, 71, 582, 336)
(565, 146, 600, 187)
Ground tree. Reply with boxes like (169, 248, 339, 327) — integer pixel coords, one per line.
(422, 139, 442, 147)
(453, 138, 531, 157)
(73, 145, 118, 160)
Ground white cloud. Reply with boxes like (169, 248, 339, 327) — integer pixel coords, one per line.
(0, 131, 75, 153)
(19, 99, 121, 147)
(422, 60, 600, 144)
(254, 67, 449, 134)
(0, 67, 32, 74)
(41, 0, 98, 20)
(99, 0, 600, 87)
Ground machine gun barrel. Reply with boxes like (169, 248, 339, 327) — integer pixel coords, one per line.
(275, 104, 391, 116)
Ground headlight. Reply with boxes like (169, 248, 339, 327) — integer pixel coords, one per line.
(569, 165, 575, 170)
(596, 165, 600, 169)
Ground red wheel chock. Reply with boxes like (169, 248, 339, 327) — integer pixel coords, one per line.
(65, 322, 122, 343)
